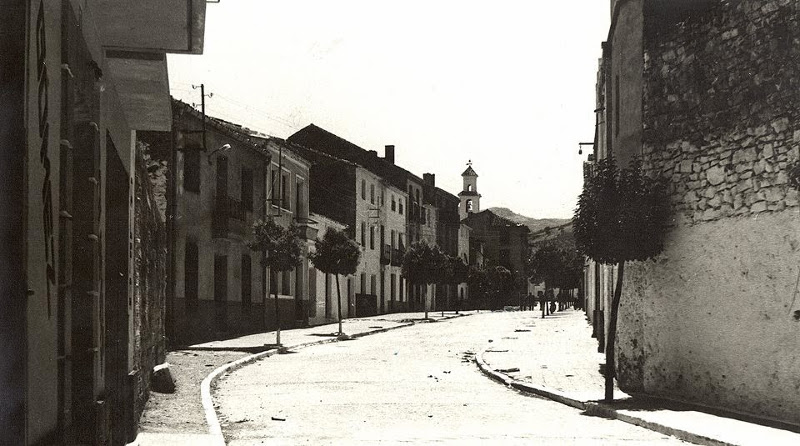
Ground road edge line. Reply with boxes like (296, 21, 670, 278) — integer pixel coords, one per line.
(475, 348, 735, 446)
(202, 313, 471, 443)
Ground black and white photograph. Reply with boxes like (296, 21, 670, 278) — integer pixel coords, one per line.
(1, 1, 799, 445)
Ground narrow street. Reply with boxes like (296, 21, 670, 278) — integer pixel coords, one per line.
(215, 312, 686, 445)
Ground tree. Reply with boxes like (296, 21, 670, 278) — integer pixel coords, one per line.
(574, 156, 669, 401)
(486, 265, 513, 310)
(467, 265, 490, 309)
(308, 227, 361, 338)
(528, 244, 584, 315)
(528, 244, 563, 318)
(446, 255, 469, 313)
(401, 241, 448, 319)
(248, 219, 303, 347)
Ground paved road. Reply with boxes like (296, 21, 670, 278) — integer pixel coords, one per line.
(215, 312, 687, 445)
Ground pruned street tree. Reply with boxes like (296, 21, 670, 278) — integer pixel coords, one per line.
(446, 255, 469, 313)
(248, 219, 303, 347)
(402, 241, 449, 320)
(528, 244, 584, 316)
(309, 227, 361, 339)
(574, 156, 669, 401)
(467, 264, 490, 310)
(487, 265, 513, 310)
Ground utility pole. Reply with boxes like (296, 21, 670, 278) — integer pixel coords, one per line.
(191, 83, 213, 151)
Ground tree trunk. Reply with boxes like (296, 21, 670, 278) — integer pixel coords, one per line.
(273, 270, 281, 346)
(541, 281, 546, 319)
(335, 273, 343, 335)
(424, 285, 429, 320)
(604, 261, 625, 402)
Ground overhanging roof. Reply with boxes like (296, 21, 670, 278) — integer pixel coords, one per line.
(107, 53, 171, 131)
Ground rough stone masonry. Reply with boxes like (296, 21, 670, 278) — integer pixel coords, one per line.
(616, 0, 800, 426)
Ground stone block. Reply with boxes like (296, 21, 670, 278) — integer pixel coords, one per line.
(707, 166, 726, 185)
(763, 144, 774, 158)
(151, 363, 176, 394)
(751, 201, 768, 213)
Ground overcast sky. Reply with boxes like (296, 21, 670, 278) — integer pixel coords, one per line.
(168, 1, 611, 219)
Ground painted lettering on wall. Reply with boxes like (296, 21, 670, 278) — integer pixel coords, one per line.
(36, 1, 55, 318)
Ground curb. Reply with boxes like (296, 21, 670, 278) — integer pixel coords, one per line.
(202, 313, 470, 443)
(475, 348, 733, 446)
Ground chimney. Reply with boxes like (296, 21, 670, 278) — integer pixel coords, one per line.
(423, 173, 435, 187)
(384, 145, 395, 164)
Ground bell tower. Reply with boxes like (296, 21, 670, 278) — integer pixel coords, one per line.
(458, 160, 481, 220)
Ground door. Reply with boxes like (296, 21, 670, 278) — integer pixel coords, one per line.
(214, 255, 228, 332)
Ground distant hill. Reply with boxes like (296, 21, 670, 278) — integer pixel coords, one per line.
(487, 207, 570, 234)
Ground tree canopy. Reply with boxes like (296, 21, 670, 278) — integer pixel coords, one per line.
(528, 244, 583, 290)
(309, 227, 361, 276)
(401, 241, 449, 286)
(574, 157, 669, 265)
(248, 219, 303, 272)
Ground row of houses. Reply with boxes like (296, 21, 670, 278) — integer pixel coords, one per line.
(146, 101, 533, 346)
(584, 0, 800, 427)
(0, 1, 209, 444)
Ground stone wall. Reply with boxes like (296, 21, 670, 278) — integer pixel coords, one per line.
(615, 0, 800, 424)
(641, 0, 800, 223)
(132, 142, 168, 423)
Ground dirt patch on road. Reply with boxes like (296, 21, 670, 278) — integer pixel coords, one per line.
(137, 350, 248, 434)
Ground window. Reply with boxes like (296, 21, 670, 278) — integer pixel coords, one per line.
(467, 184, 472, 192)
(296, 178, 305, 219)
(399, 198, 404, 215)
(361, 179, 366, 200)
(391, 195, 396, 211)
(241, 254, 251, 306)
(282, 270, 291, 295)
(282, 173, 290, 211)
(399, 276, 404, 302)
(241, 168, 253, 211)
(391, 230, 396, 248)
(369, 225, 375, 250)
(360, 273, 366, 294)
(360, 221, 366, 246)
(466, 199, 473, 212)
(371, 274, 376, 295)
(184, 150, 201, 193)
(370, 184, 375, 204)
(270, 167, 278, 206)
(380, 190, 384, 207)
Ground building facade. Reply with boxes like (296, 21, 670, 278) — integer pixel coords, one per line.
(0, 1, 206, 443)
(463, 210, 531, 307)
(158, 101, 314, 346)
(585, 0, 800, 425)
(288, 124, 461, 314)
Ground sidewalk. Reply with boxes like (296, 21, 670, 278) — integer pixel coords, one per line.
(477, 308, 800, 446)
(129, 311, 472, 446)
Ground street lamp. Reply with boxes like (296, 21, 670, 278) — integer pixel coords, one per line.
(207, 143, 231, 165)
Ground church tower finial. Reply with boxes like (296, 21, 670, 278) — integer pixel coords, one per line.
(458, 161, 481, 220)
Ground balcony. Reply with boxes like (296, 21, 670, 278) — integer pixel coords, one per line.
(212, 196, 246, 238)
(381, 245, 391, 265)
(295, 217, 318, 241)
(391, 248, 405, 267)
